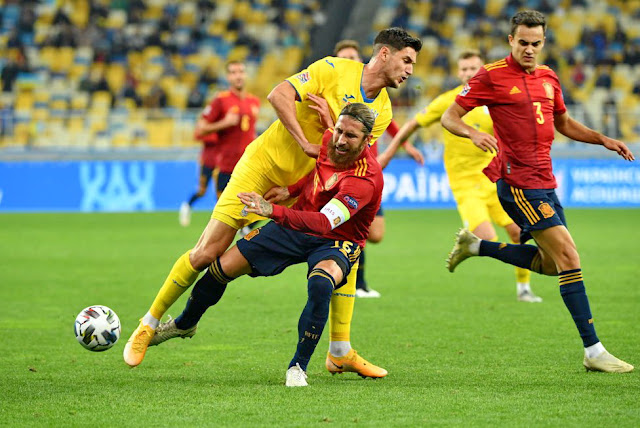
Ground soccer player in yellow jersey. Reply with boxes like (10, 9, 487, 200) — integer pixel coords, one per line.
(124, 28, 423, 374)
(383, 50, 542, 302)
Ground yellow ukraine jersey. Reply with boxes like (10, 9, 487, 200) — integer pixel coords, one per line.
(252, 57, 392, 186)
(414, 85, 494, 191)
(212, 57, 392, 228)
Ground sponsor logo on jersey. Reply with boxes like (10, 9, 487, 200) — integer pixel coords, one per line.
(296, 72, 310, 84)
(325, 59, 335, 68)
(343, 195, 358, 209)
(460, 84, 471, 96)
(538, 201, 555, 218)
(509, 86, 522, 95)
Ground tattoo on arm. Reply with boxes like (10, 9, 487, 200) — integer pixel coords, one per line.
(259, 199, 273, 217)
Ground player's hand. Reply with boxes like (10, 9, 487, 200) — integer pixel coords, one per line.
(264, 186, 290, 204)
(302, 142, 321, 158)
(238, 192, 273, 217)
(404, 142, 425, 165)
(307, 93, 334, 129)
(469, 129, 498, 154)
(223, 110, 240, 127)
(603, 137, 635, 161)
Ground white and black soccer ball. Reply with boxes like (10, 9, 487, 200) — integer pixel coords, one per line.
(74, 305, 121, 352)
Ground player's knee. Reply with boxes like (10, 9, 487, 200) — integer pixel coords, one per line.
(554, 244, 580, 271)
(367, 230, 384, 243)
(190, 243, 227, 271)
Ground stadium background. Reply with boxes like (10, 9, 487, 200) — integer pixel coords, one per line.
(0, 0, 639, 211)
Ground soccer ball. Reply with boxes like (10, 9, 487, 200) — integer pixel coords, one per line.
(74, 305, 121, 352)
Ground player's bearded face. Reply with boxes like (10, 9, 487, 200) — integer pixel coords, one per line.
(328, 117, 371, 167)
(509, 25, 545, 73)
(383, 47, 417, 88)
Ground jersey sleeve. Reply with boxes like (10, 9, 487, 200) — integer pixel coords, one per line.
(552, 76, 567, 116)
(285, 57, 336, 101)
(455, 68, 494, 111)
(202, 96, 223, 122)
(271, 176, 375, 235)
(414, 90, 454, 127)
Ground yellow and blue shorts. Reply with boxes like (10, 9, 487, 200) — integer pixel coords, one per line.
(496, 179, 567, 243)
(452, 180, 513, 231)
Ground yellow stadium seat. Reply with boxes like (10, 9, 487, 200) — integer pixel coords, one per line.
(106, 63, 126, 93)
(91, 91, 112, 110)
(146, 118, 175, 147)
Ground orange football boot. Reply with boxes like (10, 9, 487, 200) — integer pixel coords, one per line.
(123, 321, 155, 367)
(325, 349, 388, 378)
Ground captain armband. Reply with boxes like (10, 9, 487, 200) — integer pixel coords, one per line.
(320, 198, 351, 230)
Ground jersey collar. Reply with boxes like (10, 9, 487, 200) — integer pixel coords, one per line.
(360, 65, 379, 103)
(506, 54, 540, 76)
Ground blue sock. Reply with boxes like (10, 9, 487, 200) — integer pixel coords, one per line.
(356, 250, 366, 290)
(559, 269, 599, 347)
(175, 258, 231, 330)
(479, 240, 540, 271)
(289, 269, 335, 371)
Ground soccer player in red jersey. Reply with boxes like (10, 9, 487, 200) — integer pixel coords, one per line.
(442, 10, 635, 373)
(145, 103, 383, 387)
(334, 39, 424, 298)
(179, 61, 260, 226)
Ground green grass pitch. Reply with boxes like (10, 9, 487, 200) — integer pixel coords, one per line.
(1, 209, 639, 426)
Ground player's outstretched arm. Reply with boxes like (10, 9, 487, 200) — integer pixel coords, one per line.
(554, 112, 635, 161)
(442, 102, 498, 153)
(268, 81, 320, 158)
(378, 118, 421, 169)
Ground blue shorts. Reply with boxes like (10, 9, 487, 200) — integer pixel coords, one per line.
(375, 205, 384, 217)
(216, 172, 232, 194)
(496, 179, 567, 243)
(235, 222, 360, 287)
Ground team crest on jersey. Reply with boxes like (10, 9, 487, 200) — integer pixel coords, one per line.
(538, 201, 555, 219)
(460, 84, 471, 96)
(343, 195, 358, 210)
(325, 173, 338, 190)
(296, 72, 310, 84)
(333, 217, 341, 226)
(542, 81, 554, 100)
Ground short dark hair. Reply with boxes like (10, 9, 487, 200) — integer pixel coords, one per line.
(373, 27, 422, 55)
(510, 10, 546, 36)
(339, 103, 375, 135)
(334, 39, 360, 56)
(458, 49, 483, 62)
(225, 60, 244, 72)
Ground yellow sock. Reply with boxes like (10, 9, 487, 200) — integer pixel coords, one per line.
(149, 251, 200, 320)
(328, 261, 358, 342)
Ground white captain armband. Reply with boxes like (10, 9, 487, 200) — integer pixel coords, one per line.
(320, 198, 351, 230)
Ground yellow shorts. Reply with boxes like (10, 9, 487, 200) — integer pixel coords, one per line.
(452, 180, 513, 231)
(211, 142, 308, 229)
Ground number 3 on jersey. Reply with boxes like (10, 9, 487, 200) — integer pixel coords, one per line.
(533, 102, 544, 124)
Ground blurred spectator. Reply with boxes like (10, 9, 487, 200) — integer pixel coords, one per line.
(465, 0, 484, 25)
(570, 60, 586, 87)
(432, 46, 450, 72)
(143, 83, 168, 109)
(594, 66, 612, 90)
(632, 80, 640, 97)
(391, 1, 410, 29)
(187, 86, 205, 109)
(1, 55, 29, 92)
(79, 70, 111, 94)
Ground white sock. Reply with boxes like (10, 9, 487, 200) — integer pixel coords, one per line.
(585, 342, 606, 358)
(329, 341, 351, 357)
(142, 312, 159, 329)
(469, 240, 480, 255)
(517, 282, 531, 294)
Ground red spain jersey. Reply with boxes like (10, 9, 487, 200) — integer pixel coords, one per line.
(200, 90, 260, 173)
(271, 129, 383, 247)
(455, 54, 567, 189)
